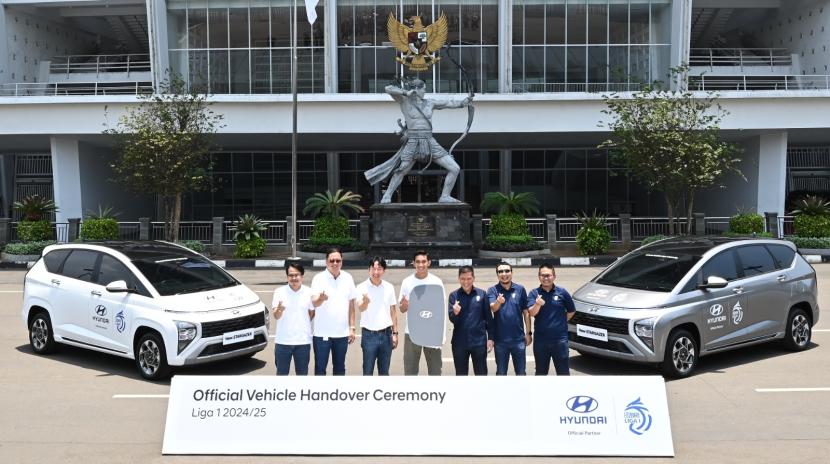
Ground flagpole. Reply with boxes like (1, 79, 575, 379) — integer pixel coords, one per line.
(289, 0, 299, 259)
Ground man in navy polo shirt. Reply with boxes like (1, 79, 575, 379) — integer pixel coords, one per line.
(488, 262, 531, 375)
(448, 265, 494, 375)
(528, 263, 576, 375)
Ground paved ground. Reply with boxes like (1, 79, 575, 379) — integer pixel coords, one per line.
(1, 264, 829, 463)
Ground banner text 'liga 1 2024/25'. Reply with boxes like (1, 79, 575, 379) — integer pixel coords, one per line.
(162, 375, 674, 456)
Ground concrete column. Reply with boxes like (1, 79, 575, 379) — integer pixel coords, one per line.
(757, 131, 788, 217)
(327, 152, 340, 191)
(0, 218, 9, 245)
(0, 6, 8, 86)
(499, 150, 511, 193)
(619, 213, 631, 245)
(472, 214, 483, 247)
(324, 0, 338, 93)
(670, 0, 693, 90)
(498, 0, 512, 93)
(68, 218, 81, 242)
(359, 214, 370, 248)
(286, 216, 295, 251)
(139, 217, 150, 240)
(694, 212, 706, 236)
(212, 217, 224, 247)
(765, 212, 779, 238)
(50, 137, 83, 223)
(546, 214, 557, 249)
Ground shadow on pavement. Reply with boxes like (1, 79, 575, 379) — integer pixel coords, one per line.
(15, 343, 267, 385)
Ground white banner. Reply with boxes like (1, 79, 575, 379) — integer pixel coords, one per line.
(163, 375, 674, 456)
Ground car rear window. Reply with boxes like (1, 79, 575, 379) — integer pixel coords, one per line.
(43, 249, 71, 273)
(131, 255, 239, 296)
(735, 245, 776, 277)
(766, 244, 796, 269)
(595, 250, 701, 292)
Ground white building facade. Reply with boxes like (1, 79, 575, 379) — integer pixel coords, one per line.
(0, 0, 828, 225)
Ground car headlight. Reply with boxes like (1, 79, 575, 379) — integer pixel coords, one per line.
(634, 317, 656, 352)
(263, 304, 270, 330)
(175, 320, 197, 354)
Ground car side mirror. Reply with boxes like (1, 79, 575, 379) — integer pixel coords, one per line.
(699, 276, 728, 290)
(106, 280, 132, 293)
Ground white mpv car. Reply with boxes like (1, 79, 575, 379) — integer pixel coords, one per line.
(22, 241, 269, 380)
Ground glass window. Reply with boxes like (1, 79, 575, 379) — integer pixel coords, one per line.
(735, 245, 777, 277)
(228, 8, 249, 48)
(587, 2, 607, 44)
(43, 249, 71, 274)
(132, 255, 239, 297)
(766, 244, 796, 269)
(608, 2, 628, 44)
(188, 7, 208, 49)
(61, 250, 100, 283)
(629, 3, 649, 44)
(209, 8, 229, 48)
(545, 2, 566, 45)
(701, 250, 739, 282)
(566, 2, 586, 44)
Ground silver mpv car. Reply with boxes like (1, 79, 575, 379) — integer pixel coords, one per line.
(568, 237, 818, 378)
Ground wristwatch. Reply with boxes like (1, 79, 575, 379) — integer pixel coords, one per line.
(392, 331, 399, 335)
(527, 331, 533, 336)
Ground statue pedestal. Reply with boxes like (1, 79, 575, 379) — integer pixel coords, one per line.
(369, 203, 473, 259)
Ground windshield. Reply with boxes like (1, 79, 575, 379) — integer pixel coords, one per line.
(595, 250, 702, 292)
(132, 255, 239, 296)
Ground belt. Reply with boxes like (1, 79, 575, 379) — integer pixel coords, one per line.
(361, 326, 392, 334)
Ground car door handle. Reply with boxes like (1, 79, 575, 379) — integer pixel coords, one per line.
(50, 279, 61, 286)
(777, 274, 787, 282)
(90, 290, 102, 296)
(732, 286, 744, 294)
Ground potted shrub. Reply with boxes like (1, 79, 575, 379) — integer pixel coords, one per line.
(480, 191, 544, 253)
(792, 195, 830, 238)
(728, 210, 765, 235)
(13, 194, 58, 241)
(575, 210, 611, 256)
(232, 214, 267, 258)
(81, 205, 120, 241)
(301, 189, 364, 253)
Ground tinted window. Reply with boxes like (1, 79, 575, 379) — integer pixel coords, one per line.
(595, 250, 701, 292)
(735, 245, 776, 277)
(766, 244, 796, 269)
(60, 250, 100, 282)
(96, 254, 150, 296)
(701, 250, 739, 282)
(43, 249, 71, 273)
(131, 255, 238, 296)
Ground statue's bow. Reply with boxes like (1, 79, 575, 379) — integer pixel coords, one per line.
(443, 43, 475, 157)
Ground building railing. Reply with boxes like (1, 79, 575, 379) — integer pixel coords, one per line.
(511, 82, 645, 93)
(49, 54, 152, 77)
(689, 48, 793, 70)
(0, 214, 803, 250)
(689, 74, 830, 91)
(0, 81, 153, 97)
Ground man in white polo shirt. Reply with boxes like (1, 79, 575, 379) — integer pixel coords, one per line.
(356, 256, 398, 375)
(311, 247, 358, 376)
(399, 250, 445, 376)
(271, 262, 314, 375)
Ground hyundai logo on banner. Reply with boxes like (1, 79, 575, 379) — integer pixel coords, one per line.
(624, 397, 653, 435)
(560, 395, 606, 425)
(419, 310, 433, 319)
(566, 396, 599, 413)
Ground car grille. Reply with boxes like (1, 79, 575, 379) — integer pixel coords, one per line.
(570, 312, 630, 335)
(201, 312, 265, 338)
(197, 334, 267, 358)
(568, 332, 632, 354)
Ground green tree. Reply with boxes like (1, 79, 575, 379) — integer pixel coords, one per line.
(105, 73, 223, 241)
(600, 67, 743, 234)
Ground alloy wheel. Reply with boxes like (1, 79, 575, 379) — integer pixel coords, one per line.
(672, 336, 695, 374)
(138, 339, 161, 376)
(791, 314, 811, 348)
(31, 318, 48, 351)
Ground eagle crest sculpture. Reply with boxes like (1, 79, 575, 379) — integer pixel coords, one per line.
(387, 12, 448, 71)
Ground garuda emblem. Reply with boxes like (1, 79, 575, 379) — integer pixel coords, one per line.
(387, 13, 448, 71)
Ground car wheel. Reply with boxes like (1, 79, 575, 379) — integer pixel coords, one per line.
(29, 311, 57, 354)
(783, 308, 811, 351)
(135, 333, 171, 381)
(660, 329, 698, 378)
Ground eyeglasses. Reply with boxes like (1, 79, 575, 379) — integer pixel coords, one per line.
(539, 274, 554, 278)
(287, 273, 302, 278)
(328, 259, 342, 264)
(497, 269, 512, 274)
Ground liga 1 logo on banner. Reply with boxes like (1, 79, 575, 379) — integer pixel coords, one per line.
(163, 376, 674, 456)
